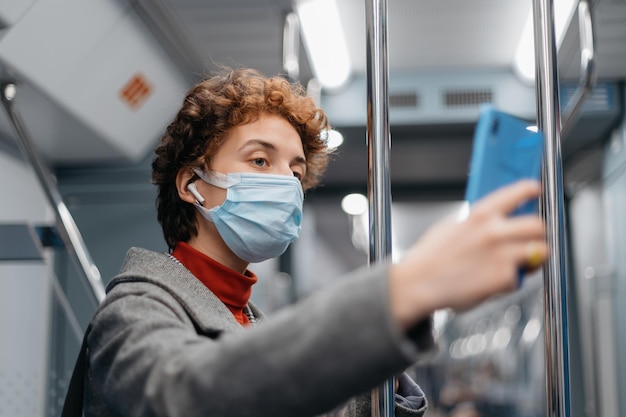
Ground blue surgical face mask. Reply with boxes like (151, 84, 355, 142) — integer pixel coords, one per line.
(191, 168, 304, 263)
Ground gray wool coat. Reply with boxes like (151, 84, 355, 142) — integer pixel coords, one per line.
(83, 247, 436, 417)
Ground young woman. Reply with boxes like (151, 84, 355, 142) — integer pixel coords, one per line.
(76, 68, 547, 417)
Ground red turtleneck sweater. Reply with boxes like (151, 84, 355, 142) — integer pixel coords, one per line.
(172, 242, 258, 326)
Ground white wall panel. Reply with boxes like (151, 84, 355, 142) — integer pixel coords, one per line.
(0, 152, 53, 417)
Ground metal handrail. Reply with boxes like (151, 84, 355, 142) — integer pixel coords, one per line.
(364, 0, 395, 416)
(561, 0, 596, 137)
(531, 1, 571, 417)
(1, 82, 106, 306)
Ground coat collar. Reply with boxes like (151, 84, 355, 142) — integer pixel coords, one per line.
(107, 247, 264, 335)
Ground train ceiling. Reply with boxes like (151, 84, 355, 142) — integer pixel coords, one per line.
(149, 0, 626, 84)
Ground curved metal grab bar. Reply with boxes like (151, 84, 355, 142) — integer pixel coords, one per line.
(282, 12, 300, 80)
(561, 0, 596, 137)
(1, 82, 106, 306)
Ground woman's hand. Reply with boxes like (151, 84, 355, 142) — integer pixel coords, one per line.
(389, 180, 548, 331)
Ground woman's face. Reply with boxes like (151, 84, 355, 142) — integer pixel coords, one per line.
(199, 113, 306, 210)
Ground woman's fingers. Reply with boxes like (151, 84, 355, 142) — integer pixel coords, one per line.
(468, 180, 546, 249)
(482, 215, 546, 243)
(389, 180, 549, 330)
(472, 180, 541, 217)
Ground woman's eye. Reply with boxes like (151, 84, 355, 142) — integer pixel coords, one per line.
(293, 172, 303, 181)
(252, 158, 268, 167)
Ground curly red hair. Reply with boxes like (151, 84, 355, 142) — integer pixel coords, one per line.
(152, 68, 330, 250)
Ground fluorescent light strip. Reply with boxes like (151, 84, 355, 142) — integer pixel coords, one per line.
(295, 0, 351, 90)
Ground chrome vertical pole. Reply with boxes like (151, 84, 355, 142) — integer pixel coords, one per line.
(531, 1, 571, 417)
(364, 0, 394, 416)
(1, 82, 106, 305)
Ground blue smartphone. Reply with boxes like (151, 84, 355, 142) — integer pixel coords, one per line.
(465, 105, 544, 283)
(465, 105, 544, 215)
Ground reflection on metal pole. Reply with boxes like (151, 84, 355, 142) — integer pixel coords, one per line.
(1, 82, 106, 306)
(531, 1, 571, 417)
(364, 0, 395, 416)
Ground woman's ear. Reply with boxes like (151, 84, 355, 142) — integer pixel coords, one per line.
(176, 169, 198, 204)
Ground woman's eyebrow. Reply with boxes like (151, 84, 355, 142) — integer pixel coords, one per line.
(293, 155, 307, 165)
(239, 139, 307, 164)
(238, 139, 276, 152)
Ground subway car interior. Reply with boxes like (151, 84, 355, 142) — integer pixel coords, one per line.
(0, 0, 625, 416)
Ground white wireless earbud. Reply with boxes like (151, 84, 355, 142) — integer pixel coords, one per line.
(187, 183, 205, 205)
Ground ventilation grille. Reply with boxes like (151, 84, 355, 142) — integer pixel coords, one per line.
(389, 92, 420, 108)
(443, 89, 493, 107)
(562, 82, 613, 112)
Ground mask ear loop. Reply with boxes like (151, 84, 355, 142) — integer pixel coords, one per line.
(193, 167, 239, 189)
